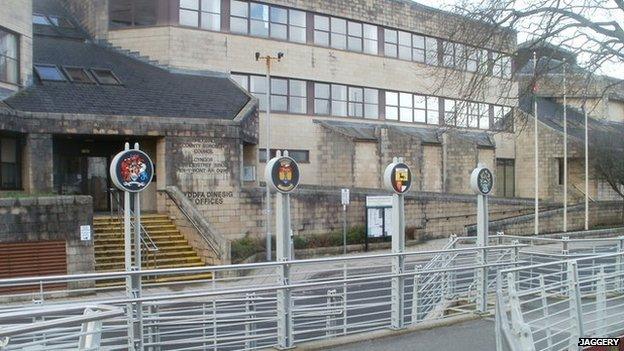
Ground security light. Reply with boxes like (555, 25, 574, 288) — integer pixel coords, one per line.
(255, 52, 260, 61)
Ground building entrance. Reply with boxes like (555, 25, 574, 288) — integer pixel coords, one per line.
(53, 136, 158, 212)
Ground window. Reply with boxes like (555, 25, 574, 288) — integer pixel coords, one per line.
(442, 41, 454, 68)
(444, 99, 455, 125)
(110, 0, 157, 28)
(288, 10, 306, 43)
(493, 52, 512, 79)
(269, 6, 287, 39)
(231, 73, 249, 90)
(347, 21, 362, 52)
(235, 74, 306, 113)
(455, 100, 468, 127)
(331, 84, 347, 116)
(364, 88, 379, 119)
(63, 67, 95, 84)
(0, 29, 18, 84)
(33, 14, 51, 25)
(314, 83, 330, 114)
(385, 91, 398, 120)
(0, 137, 21, 190)
(330, 18, 347, 50)
(91, 69, 122, 85)
(314, 15, 330, 46)
(466, 46, 479, 72)
(34, 64, 66, 81)
(48, 16, 74, 28)
(399, 92, 412, 122)
(250, 2, 269, 37)
(179, 0, 221, 30)
(230, 0, 249, 34)
(398, 31, 411, 61)
(412, 35, 425, 63)
(493, 105, 512, 131)
(348, 86, 364, 117)
(363, 24, 378, 54)
(427, 97, 439, 125)
(557, 158, 564, 185)
(479, 103, 490, 130)
(425, 37, 438, 65)
(496, 159, 515, 197)
(384, 29, 397, 58)
(259, 149, 309, 163)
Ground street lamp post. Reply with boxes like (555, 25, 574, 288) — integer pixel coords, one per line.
(255, 51, 284, 261)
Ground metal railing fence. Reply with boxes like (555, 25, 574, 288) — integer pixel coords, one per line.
(0, 244, 526, 350)
(495, 251, 624, 351)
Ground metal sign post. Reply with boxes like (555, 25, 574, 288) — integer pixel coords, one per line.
(265, 150, 300, 349)
(470, 163, 494, 312)
(341, 189, 349, 255)
(110, 142, 154, 351)
(383, 157, 413, 330)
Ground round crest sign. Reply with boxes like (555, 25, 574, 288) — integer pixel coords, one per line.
(470, 166, 494, 195)
(110, 149, 154, 193)
(265, 156, 300, 193)
(383, 162, 413, 194)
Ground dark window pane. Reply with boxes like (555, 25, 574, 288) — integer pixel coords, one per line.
(35, 65, 66, 81)
(134, 0, 157, 26)
(91, 69, 121, 85)
(65, 67, 94, 83)
(109, 0, 132, 27)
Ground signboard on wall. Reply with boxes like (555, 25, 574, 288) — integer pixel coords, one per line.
(265, 155, 300, 193)
(109, 149, 154, 193)
(365, 196, 393, 239)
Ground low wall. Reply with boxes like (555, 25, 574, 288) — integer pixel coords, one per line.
(478, 201, 624, 235)
(238, 185, 548, 240)
(0, 195, 94, 276)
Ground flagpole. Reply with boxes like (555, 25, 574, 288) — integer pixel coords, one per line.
(584, 99, 589, 230)
(533, 51, 539, 235)
(563, 59, 568, 232)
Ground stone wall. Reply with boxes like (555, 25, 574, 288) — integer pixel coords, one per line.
(235, 185, 541, 241)
(482, 201, 624, 235)
(0, 195, 94, 275)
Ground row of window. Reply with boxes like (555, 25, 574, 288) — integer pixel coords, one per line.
(258, 148, 310, 163)
(231, 73, 513, 131)
(0, 136, 20, 190)
(33, 13, 74, 28)
(107, 0, 513, 78)
(34, 64, 122, 85)
(0, 29, 18, 85)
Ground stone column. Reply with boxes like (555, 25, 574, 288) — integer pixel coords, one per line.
(23, 133, 54, 194)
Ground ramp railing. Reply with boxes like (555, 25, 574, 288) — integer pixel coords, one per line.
(495, 251, 624, 351)
(0, 244, 526, 350)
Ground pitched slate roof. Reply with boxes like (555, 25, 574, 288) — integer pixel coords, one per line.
(519, 95, 624, 142)
(3, 0, 252, 120)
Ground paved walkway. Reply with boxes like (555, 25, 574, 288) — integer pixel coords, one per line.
(325, 319, 496, 351)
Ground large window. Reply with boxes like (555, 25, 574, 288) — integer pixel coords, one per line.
(386, 92, 438, 124)
(109, 0, 157, 28)
(0, 137, 21, 190)
(493, 52, 512, 79)
(496, 158, 515, 197)
(231, 1, 306, 42)
(493, 105, 512, 131)
(179, 0, 221, 31)
(0, 28, 18, 85)
(315, 15, 376, 53)
(314, 83, 378, 118)
(233, 74, 306, 113)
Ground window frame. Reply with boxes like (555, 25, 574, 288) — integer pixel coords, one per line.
(0, 135, 22, 191)
(0, 27, 19, 85)
(90, 68, 123, 85)
(110, 0, 159, 28)
(231, 1, 307, 43)
(62, 66, 96, 84)
(259, 148, 310, 163)
(34, 64, 67, 82)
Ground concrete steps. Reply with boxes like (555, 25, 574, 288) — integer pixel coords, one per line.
(93, 214, 209, 286)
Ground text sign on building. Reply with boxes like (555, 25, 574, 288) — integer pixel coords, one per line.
(265, 155, 300, 193)
(365, 196, 393, 208)
(80, 225, 91, 241)
(110, 149, 154, 193)
(341, 189, 350, 206)
(470, 166, 494, 195)
(383, 161, 413, 194)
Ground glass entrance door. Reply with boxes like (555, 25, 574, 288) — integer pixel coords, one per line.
(57, 155, 110, 212)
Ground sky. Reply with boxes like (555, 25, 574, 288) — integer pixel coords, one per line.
(414, 0, 624, 79)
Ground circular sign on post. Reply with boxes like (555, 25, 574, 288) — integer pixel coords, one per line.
(265, 156, 300, 193)
(384, 161, 413, 194)
(109, 149, 154, 193)
(470, 166, 494, 195)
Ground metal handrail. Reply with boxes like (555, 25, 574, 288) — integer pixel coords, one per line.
(108, 189, 159, 268)
(161, 187, 222, 259)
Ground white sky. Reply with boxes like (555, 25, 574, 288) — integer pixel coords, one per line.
(414, 0, 624, 79)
